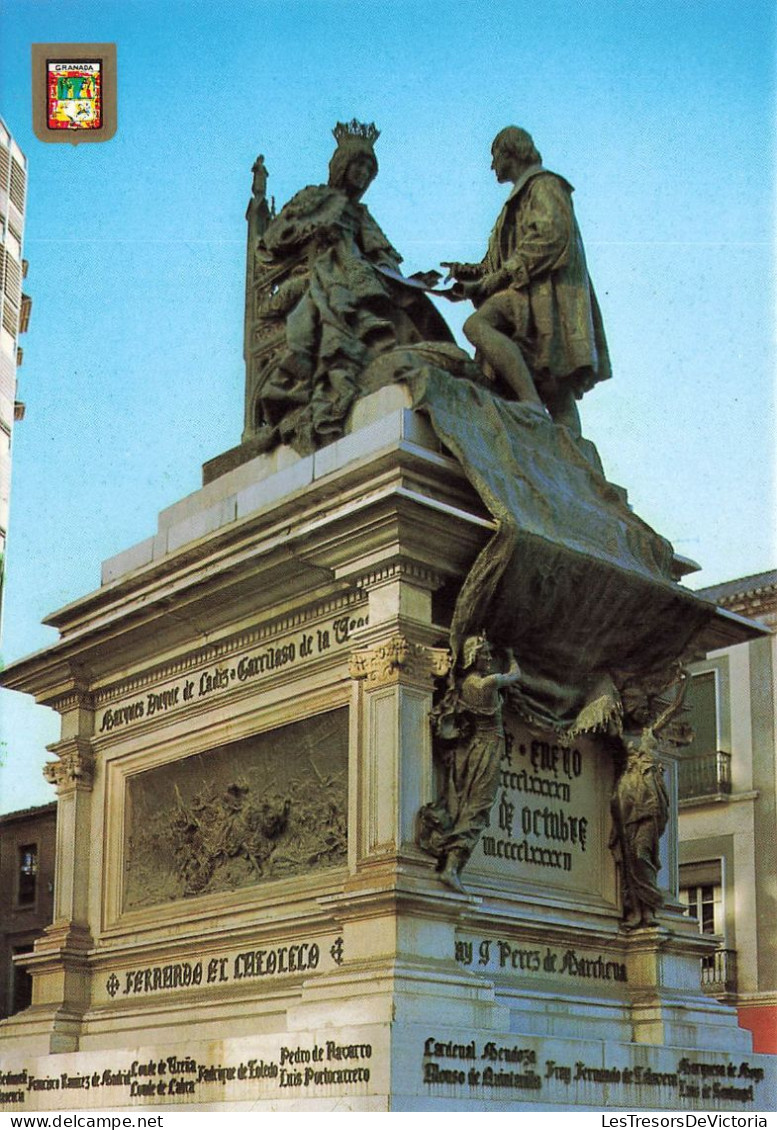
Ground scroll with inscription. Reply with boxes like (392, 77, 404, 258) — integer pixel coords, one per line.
(406, 368, 713, 730)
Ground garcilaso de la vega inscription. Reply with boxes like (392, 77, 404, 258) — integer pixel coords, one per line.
(98, 609, 367, 734)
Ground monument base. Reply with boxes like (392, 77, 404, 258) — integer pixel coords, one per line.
(1, 387, 773, 1112)
(1, 962, 771, 1111)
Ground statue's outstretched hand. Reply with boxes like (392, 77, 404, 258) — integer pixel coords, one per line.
(441, 260, 481, 283)
(440, 279, 480, 303)
(408, 269, 443, 289)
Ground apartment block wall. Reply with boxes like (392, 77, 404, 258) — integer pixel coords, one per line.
(0, 802, 56, 1019)
(679, 572, 777, 1053)
(0, 117, 29, 634)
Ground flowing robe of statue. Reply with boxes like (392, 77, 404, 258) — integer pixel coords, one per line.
(255, 183, 451, 450)
(479, 165, 611, 397)
(419, 641, 521, 892)
(609, 739, 670, 927)
(441, 672, 506, 858)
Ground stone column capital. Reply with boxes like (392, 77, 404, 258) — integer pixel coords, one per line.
(349, 635, 450, 689)
(44, 738, 95, 793)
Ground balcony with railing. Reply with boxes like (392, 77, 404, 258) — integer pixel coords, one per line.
(700, 946, 737, 998)
(678, 750, 731, 802)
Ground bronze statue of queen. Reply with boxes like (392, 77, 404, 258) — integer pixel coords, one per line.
(252, 120, 451, 452)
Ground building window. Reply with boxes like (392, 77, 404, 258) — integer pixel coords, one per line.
(17, 843, 38, 906)
(679, 860, 724, 936)
(10, 945, 33, 1014)
(2, 299, 19, 338)
(684, 671, 718, 757)
(680, 883, 722, 934)
(9, 158, 25, 211)
(3, 250, 21, 304)
(679, 860, 736, 992)
(678, 671, 731, 799)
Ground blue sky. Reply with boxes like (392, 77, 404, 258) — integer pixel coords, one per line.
(0, 0, 774, 811)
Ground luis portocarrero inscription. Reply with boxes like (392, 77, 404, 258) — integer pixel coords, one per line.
(0, 1041, 374, 1106)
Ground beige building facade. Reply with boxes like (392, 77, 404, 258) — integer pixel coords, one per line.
(0, 117, 30, 633)
(0, 803, 56, 1020)
(680, 570, 777, 1053)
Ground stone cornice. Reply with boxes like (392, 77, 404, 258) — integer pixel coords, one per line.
(93, 591, 367, 708)
(715, 586, 777, 628)
(351, 560, 446, 592)
(49, 688, 95, 715)
(696, 572, 777, 629)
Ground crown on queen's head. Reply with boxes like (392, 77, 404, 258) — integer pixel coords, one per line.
(332, 120, 380, 147)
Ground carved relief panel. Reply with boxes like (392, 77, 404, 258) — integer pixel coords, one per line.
(123, 709, 348, 910)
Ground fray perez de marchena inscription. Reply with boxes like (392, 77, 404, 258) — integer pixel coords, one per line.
(455, 937, 627, 984)
(469, 717, 613, 896)
(99, 610, 367, 734)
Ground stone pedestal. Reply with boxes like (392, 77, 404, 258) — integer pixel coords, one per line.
(0, 388, 773, 1111)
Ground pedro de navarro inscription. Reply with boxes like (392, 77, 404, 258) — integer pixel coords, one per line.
(0, 1041, 372, 1106)
(99, 611, 367, 734)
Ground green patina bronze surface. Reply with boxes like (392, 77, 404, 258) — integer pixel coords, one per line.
(406, 367, 712, 731)
(242, 120, 451, 454)
(237, 123, 712, 739)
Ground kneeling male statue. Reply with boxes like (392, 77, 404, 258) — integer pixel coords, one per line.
(442, 126, 611, 437)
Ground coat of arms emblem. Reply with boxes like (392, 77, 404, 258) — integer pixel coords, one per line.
(33, 43, 117, 144)
(46, 60, 102, 130)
